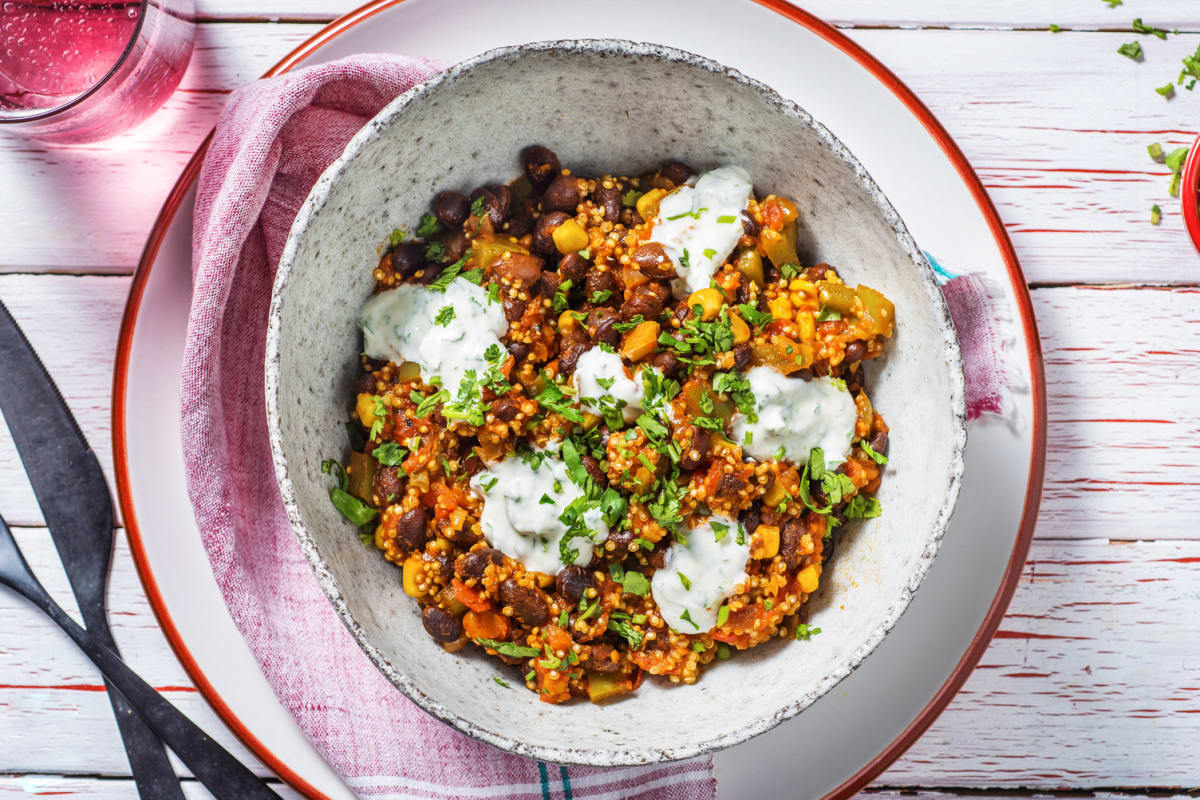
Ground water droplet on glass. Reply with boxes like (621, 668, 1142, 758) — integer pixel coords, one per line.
(1, 3, 15, 14)
(126, 7, 137, 18)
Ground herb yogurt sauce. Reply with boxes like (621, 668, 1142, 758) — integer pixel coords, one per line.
(731, 367, 858, 468)
(651, 514, 751, 633)
(358, 279, 506, 395)
(649, 165, 754, 298)
(470, 448, 610, 576)
(572, 346, 647, 424)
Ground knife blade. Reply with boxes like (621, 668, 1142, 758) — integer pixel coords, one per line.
(0, 299, 184, 799)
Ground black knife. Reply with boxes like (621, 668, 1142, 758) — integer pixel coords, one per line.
(0, 299, 183, 798)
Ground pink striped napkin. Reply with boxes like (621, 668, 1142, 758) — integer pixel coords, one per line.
(181, 55, 716, 800)
(180, 53, 1012, 800)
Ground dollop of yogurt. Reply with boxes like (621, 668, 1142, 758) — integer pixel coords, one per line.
(731, 367, 858, 467)
(649, 165, 754, 298)
(572, 347, 646, 423)
(470, 448, 608, 575)
(651, 514, 752, 633)
(359, 279, 506, 395)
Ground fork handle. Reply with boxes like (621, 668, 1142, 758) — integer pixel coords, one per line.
(0, 528, 281, 800)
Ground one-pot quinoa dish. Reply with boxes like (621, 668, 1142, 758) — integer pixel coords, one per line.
(325, 146, 895, 704)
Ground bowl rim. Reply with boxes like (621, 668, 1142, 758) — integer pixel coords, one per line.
(1180, 133, 1200, 256)
(265, 37, 967, 766)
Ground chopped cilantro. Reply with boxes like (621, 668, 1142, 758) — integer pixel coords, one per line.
(372, 442, 407, 466)
(597, 376, 615, 390)
(1049, 23, 1061, 33)
(1157, 83, 1176, 98)
(551, 279, 573, 313)
(680, 248, 692, 270)
(716, 605, 730, 627)
(410, 388, 449, 418)
(480, 476, 498, 491)
(589, 289, 613, 304)
(1118, 41, 1143, 61)
(539, 493, 555, 505)
(1149, 142, 1164, 160)
(434, 304, 455, 326)
(607, 618, 644, 649)
(795, 624, 822, 641)
(461, 268, 484, 285)
(425, 241, 446, 263)
(679, 609, 700, 630)
(429, 251, 472, 292)
(609, 563, 650, 597)
(737, 303, 772, 326)
(622, 189, 643, 207)
(711, 521, 729, 542)
(1132, 17, 1168, 40)
(1151, 204, 1163, 225)
(389, 228, 407, 246)
(846, 493, 883, 519)
(416, 213, 441, 237)
(470, 196, 486, 218)
(493, 676, 510, 688)
(816, 305, 842, 322)
(677, 571, 692, 590)
(716, 214, 737, 224)
(703, 248, 717, 259)
(633, 536, 656, 550)
(860, 439, 888, 464)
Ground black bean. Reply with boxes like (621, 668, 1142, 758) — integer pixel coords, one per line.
(542, 174, 584, 213)
(620, 282, 669, 322)
(843, 341, 866, 364)
(581, 454, 608, 488)
(585, 268, 617, 300)
(590, 312, 620, 348)
(582, 643, 620, 672)
(491, 397, 521, 422)
(493, 253, 544, 287)
(805, 263, 832, 282)
(391, 242, 425, 276)
(780, 519, 805, 570)
(741, 210, 761, 239)
(433, 191, 469, 228)
(532, 211, 569, 256)
(506, 340, 531, 362)
(456, 548, 503, 579)
(659, 161, 694, 186)
(558, 331, 591, 376)
(372, 466, 403, 504)
(649, 350, 682, 379)
(422, 607, 462, 643)
(502, 296, 527, 323)
(556, 565, 594, 603)
(438, 229, 469, 263)
(846, 370, 864, 396)
(726, 344, 748, 373)
(631, 242, 678, 279)
(679, 426, 711, 472)
(521, 145, 561, 193)
(870, 430, 889, 455)
(353, 372, 377, 395)
(620, 208, 644, 227)
(558, 252, 588, 285)
(470, 185, 512, 226)
(393, 508, 427, 553)
(593, 185, 621, 222)
(499, 579, 551, 627)
(740, 506, 762, 540)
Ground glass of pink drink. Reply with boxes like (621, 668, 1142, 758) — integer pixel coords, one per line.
(0, 0, 195, 143)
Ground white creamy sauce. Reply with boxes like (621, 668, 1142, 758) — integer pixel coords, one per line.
(731, 367, 858, 467)
(359, 279, 506, 395)
(649, 165, 754, 298)
(572, 347, 646, 423)
(651, 514, 751, 633)
(470, 448, 608, 575)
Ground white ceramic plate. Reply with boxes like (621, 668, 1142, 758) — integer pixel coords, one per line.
(114, 1, 1045, 797)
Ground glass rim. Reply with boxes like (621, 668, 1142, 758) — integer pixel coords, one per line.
(0, 0, 150, 125)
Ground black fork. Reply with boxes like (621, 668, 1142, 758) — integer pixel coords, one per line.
(0, 511, 282, 799)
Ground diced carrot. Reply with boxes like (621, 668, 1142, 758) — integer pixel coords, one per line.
(463, 609, 508, 641)
(452, 579, 492, 613)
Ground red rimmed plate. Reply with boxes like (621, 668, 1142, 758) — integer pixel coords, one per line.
(113, 1, 1045, 797)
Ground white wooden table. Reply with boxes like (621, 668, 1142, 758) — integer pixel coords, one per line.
(2, 1, 1199, 797)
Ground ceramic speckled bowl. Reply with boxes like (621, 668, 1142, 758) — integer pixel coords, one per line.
(266, 39, 966, 766)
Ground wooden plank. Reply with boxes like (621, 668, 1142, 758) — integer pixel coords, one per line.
(0, 776, 301, 799)
(2, 275, 1197, 536)
(2, 26, 1199, 283)
(2, 533, 1198, 788)
(190, 0, 1200, 30)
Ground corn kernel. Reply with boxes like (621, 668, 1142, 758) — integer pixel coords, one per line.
(373, 523, 387, 550)
(686, 288, 723, 321)
(767, 296, 792, 320)
(356, 392, 378, 429)
(402, 555, 424, 596)
(552, 219, 589, 253)
(763, 479, 788, 507)
(797, 564, 820, 594)
(795, 312, 815, 342)
(636, 188, 668, 221)
(751, 524, 780, 559)
(558, 310, 579, 332)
